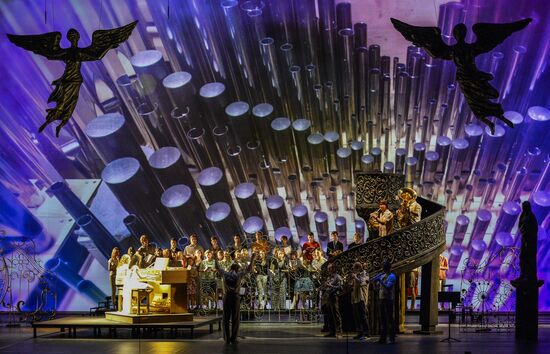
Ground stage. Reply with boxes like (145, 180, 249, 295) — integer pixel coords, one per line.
(30, 315, 221, 339)
(2, 321, 546, 354)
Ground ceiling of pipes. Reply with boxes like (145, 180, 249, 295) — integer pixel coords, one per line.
(0, 0, 549, 313)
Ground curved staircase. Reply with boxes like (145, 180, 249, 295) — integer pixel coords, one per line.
(322, 172, 447, 333)
(326, 196, 446, 277)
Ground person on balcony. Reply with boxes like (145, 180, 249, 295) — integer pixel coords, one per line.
(347, 232, 363, 249)
(396, 188, 422, 228)
(368, 199, 394, 238)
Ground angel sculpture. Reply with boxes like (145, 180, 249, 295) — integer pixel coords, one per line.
(391, 18, 531, 133)
(7, 21, 138, 136)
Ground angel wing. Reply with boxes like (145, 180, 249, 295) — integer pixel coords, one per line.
(472, 18, 531, 55)
(390, 18, 452, 59)
(80, 21, 138, 61)
(6, 31, 66, 60)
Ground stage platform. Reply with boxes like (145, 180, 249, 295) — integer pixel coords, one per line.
(31, 315, 221, 339)
(104, 311, 193, 324)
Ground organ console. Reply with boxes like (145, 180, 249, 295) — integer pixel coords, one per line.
(116, 258, 189, 314)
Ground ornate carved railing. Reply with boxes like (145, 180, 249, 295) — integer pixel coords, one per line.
(322, 173, 446, 279)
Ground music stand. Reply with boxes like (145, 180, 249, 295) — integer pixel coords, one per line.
(438, 291, 461, 342)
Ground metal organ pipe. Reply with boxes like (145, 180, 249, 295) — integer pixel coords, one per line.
(197, 167, 235, 211)
(148, 146, 195, 189)
(206, 202, 242, 246)
(102, 157, 176, 246)
(234, 182, 263, 219)
(266, 195, 289, 230)
(292, 205, 311, 242)
(157, 192, 206, 244)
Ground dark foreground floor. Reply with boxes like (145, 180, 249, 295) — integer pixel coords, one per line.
(0, 322, 547, 354)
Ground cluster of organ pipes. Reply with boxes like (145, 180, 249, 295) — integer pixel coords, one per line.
(0, 0, 550, 311)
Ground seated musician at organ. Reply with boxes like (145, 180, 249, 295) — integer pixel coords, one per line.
(327, 231, 344, 259)
(368, 199, 394, 238)
(396, 188, 422, 228)
(302, 232, 321, 262)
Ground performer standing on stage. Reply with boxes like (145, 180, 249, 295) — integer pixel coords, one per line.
(169, 237, 181, 259)
(302, 232, 321, 262)
(369, 200, 394, 238)
(351, 261, 370, 340)
(322, 264, 343, 337)
(209, 236, 223, 253)
(137, 235, 156, 268)
(228, 234, 247, 258)
(108, 247, 120, 310)
(396, 189, 421, 331)
(270, 248, 288, 310)
(200, 250, 217, 302)
(406, 267, 420, 310)
(216, 252, 257, 345)
(439, 253, 449, 291)
(279, 235, 294, 257)
(327, 231, 344, 259)
(252, 231, 270, 254)
(254, 250, 270, 309)
(184, 234, 204, 258)
(376, 261, 397, 344)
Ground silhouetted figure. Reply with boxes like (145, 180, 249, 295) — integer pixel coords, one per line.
(518, 201, 538, 282)
(512, 201, 543, 341)
(215, 252, 256, 345)
(391, 18, 531, 133)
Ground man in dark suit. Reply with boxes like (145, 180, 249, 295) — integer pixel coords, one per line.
(326, 231, 344, 259)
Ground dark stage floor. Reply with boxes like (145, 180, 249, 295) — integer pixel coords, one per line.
(0, 321, 547, 354)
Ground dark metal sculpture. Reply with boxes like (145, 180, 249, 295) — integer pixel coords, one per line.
(390, 18, 531, 133)
(7, 21, 138, 136)
(512, 201, 543, 341)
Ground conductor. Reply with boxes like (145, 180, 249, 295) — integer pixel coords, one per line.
(215, 251, 257, 345)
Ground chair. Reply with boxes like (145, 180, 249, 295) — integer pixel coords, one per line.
(89, 296, 112, 316)
(131, 289, 152, 314)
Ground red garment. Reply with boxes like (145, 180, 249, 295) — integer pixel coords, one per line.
(302, 241, 320, 261)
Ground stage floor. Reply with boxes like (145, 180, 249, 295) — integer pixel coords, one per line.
(1, 320, 548, 354)
(30, 315, 220, 338)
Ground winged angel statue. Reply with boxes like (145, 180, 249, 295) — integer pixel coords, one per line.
(7, 21, 137, 136)
(391, 18, 531, 133)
